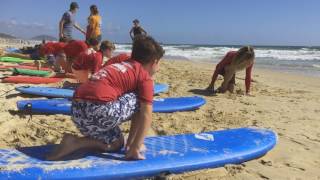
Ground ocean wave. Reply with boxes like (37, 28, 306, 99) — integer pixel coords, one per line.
(312, 64, 320, 69)
(114, 44, 320, 61)
(255, 48, 320, 61)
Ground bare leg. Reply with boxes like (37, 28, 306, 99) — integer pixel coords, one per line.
(56, 56, 67, 73)
(5, 53, 30, 59)
(206, 81, 214, 92)
(46, 133, 123, 161)
(34, 60, 41, 70)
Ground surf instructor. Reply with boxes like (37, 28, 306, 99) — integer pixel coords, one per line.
(59, 2, 86, 42)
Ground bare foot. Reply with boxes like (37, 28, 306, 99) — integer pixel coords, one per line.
(125, 143, 147, 153)
(46, 134, 79, 161)
(140, 144, 147, 152)
(105, 137, 124, 152)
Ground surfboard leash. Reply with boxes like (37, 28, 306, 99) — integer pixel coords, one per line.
(0, 85, 30, 98)
(24, 103, 33, 123)
(23, 103, 75, 134)
(0, 87, 16, 97)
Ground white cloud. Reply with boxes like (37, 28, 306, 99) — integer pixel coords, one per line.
(0, 19, 57, 38)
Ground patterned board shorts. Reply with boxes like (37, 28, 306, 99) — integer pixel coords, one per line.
(71, 93, 139, 144)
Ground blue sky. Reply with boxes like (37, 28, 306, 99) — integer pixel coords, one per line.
(0, 0, 319, 46)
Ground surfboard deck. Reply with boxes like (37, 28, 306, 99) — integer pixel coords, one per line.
(0, 65, 52, 71)
(5, 47, 21, 53)
(15, 84, 169, 98)
(17, 96, 206, 115)
(0, 57, 32, 63)
(153, 83, 169, 94)
(2, 76, 63, 84)
(13, 68, 52, 77)
(0, 127, 277, 180)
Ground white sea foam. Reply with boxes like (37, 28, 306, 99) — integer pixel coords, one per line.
(312, 64, 320, 68)
(255, 48, 320, 61)
(114, 44, 320, 62)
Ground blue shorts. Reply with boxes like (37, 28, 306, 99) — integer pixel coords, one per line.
(71, 93, 139, 144)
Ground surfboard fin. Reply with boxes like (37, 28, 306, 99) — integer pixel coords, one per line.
(24, 103, 33, 122)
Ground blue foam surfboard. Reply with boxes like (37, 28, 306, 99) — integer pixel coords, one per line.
(5, 47, 21, 53)
(17, 96, 206, 115)
(15, 84, 169, 98)
(153, 83, 169, 95)
(0, 127, 277, 180)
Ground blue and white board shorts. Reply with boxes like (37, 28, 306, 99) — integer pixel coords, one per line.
(71, 93, 139, 144)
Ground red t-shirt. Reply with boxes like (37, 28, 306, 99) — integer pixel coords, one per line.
(74, 59, 153, 104)
(40, 42, 65, 56)
(63, 40, 88, 59)
(211, 51, 253, 93)
(103, 53, 131, 67)
(72, 51, 103, 73)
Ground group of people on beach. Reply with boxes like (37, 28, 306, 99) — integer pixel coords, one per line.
(1, 2, 255, 160)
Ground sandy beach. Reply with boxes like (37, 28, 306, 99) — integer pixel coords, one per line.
(0, 58, 319, 179)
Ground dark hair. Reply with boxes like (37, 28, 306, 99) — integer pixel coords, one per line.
(234, 46, 255, 64)
(86, 37, 100, 47)
(100, 40, 115, 51)
(133, 19, 139, 23)
(59, 37, 69, 43)
(90, 5, 99, 15)
(131, 35, 165, 65)
(70, 2, 79, 11)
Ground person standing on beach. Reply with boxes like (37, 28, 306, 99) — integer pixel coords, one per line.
(86, 5, 102, 44)
(206, 46, 255, 95)
(59, 2, 86, 42)
(129, 19, 147, 40)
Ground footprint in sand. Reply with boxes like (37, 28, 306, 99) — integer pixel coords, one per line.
(257, 172, 270, 180)
(259, 159, 273, 166)
(252, 120, 258, 126)
(284, 163, 306, 171)
(299, 134, 320, 143)
(224, 164, 246, 176)
(289, 138, 310, 151)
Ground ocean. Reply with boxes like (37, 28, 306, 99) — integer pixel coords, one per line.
(115, 44, 320, 77)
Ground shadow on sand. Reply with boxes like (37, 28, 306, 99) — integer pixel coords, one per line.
(188, 89, 217, 97)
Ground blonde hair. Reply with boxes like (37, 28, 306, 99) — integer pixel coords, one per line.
(230, 46, 255, 71)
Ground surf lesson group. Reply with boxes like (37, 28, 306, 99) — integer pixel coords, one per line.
(0, 2, 277, 179)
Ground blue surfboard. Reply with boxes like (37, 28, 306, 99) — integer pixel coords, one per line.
(15, 84, 169, 98)
(153, 83, 169, 95)
(17, 96, 206, 115)
(0, 127, 277, 180)
(5, 47, 21, 53)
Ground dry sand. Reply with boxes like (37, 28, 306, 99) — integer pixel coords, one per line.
(0, 59, 319, 179)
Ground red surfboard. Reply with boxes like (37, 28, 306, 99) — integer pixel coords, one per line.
(2, 76, 63, 84)
(0, 65, 52, 71)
